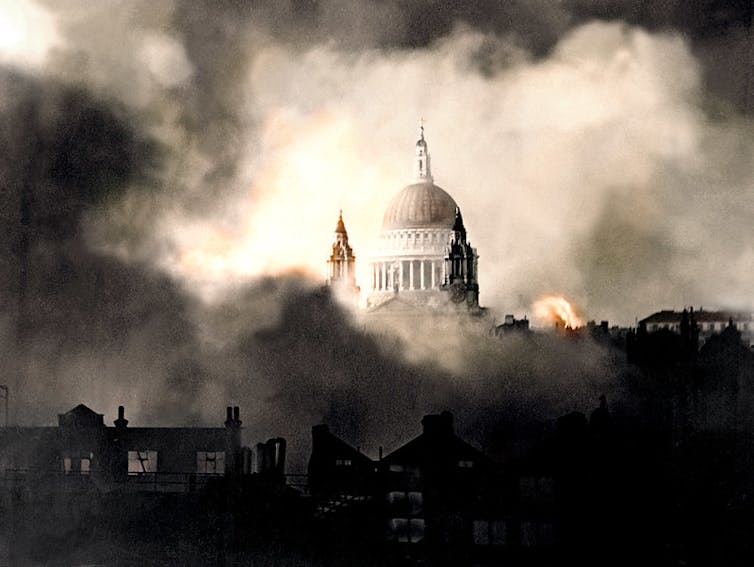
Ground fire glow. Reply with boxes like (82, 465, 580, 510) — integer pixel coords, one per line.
(160, 109, 390, 299)
(532, 295, 584, 329)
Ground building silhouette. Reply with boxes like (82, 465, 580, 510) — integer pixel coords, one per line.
(639, 308, 754, 348)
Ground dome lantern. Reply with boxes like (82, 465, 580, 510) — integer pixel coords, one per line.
(413, 119, 433, 183)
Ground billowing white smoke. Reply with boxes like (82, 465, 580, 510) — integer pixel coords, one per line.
(119, 22, 752, 325)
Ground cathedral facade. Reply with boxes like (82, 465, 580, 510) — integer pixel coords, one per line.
(328, 126, 481, 315)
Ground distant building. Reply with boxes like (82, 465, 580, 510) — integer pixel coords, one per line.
(495, 314, 530, 336)
(639, 308, 754, 347)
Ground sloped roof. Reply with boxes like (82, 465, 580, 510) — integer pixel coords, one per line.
(640, 310, 753, 325)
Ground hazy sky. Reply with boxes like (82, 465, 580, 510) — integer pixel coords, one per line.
(0, 1, 751, 460)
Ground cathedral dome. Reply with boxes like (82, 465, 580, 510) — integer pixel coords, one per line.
(382, 181, 458, 230)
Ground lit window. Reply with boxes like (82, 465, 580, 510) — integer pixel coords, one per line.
(335, 458, 352, 467)
(128, 450, 158, 475)
(389, 464, 405, 473)
(457, 460, 474, 469)
(197, 451, 225, 474)
(62, 456, 93, 475)
(388, 518, 425, 543)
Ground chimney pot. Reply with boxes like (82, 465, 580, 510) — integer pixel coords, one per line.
(233, 406, 240, 421)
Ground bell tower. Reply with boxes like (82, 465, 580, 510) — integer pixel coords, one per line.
(443, 208, 479, 307)
(327, 210, 358, 293)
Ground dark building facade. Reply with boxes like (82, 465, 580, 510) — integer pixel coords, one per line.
(308, 412, 516, 564)
(0, 404, 250, 490)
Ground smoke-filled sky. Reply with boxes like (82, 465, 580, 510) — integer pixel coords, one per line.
(0, 1, 751, 467)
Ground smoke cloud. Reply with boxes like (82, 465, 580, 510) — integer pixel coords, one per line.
(0, 1, 750, 468)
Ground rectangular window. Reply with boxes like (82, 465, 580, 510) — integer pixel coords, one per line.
(196, 451, 225, 475)
(63, 456, 93, 475)
(520, 476, 555, 502)
(521, 522, 554, 547)
(128, 450, 158, 475)
(335, 458, 352, 467)
(388, 518, 425, 543)
(474, 520, 507, 545)
(457, 460, 474, 469)
(387, 491, 423, 515)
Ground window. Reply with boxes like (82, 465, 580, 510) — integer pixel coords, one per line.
(457, 460, 474, 469)
(473, 520, 506, 546)
(521, 522, 554, 547)
(197, 451, 225, 475)
(388, 518, 425, 543)
(387, 491, 423, 515)
(335, 458, 352, 467)
(62, 454, 93, 475)
(520, 476, 555, 502)
(128, 450, 158, 475)
(388, 463, 420, 477)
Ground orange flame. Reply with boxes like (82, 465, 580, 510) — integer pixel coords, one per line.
(532, 295, 584, 329)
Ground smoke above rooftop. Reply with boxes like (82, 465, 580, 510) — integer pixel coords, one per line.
(0, 1, 751, 465)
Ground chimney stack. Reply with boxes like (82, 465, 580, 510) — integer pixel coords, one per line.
(114, 405, 128, 429)
(422, 411, 454, 438)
